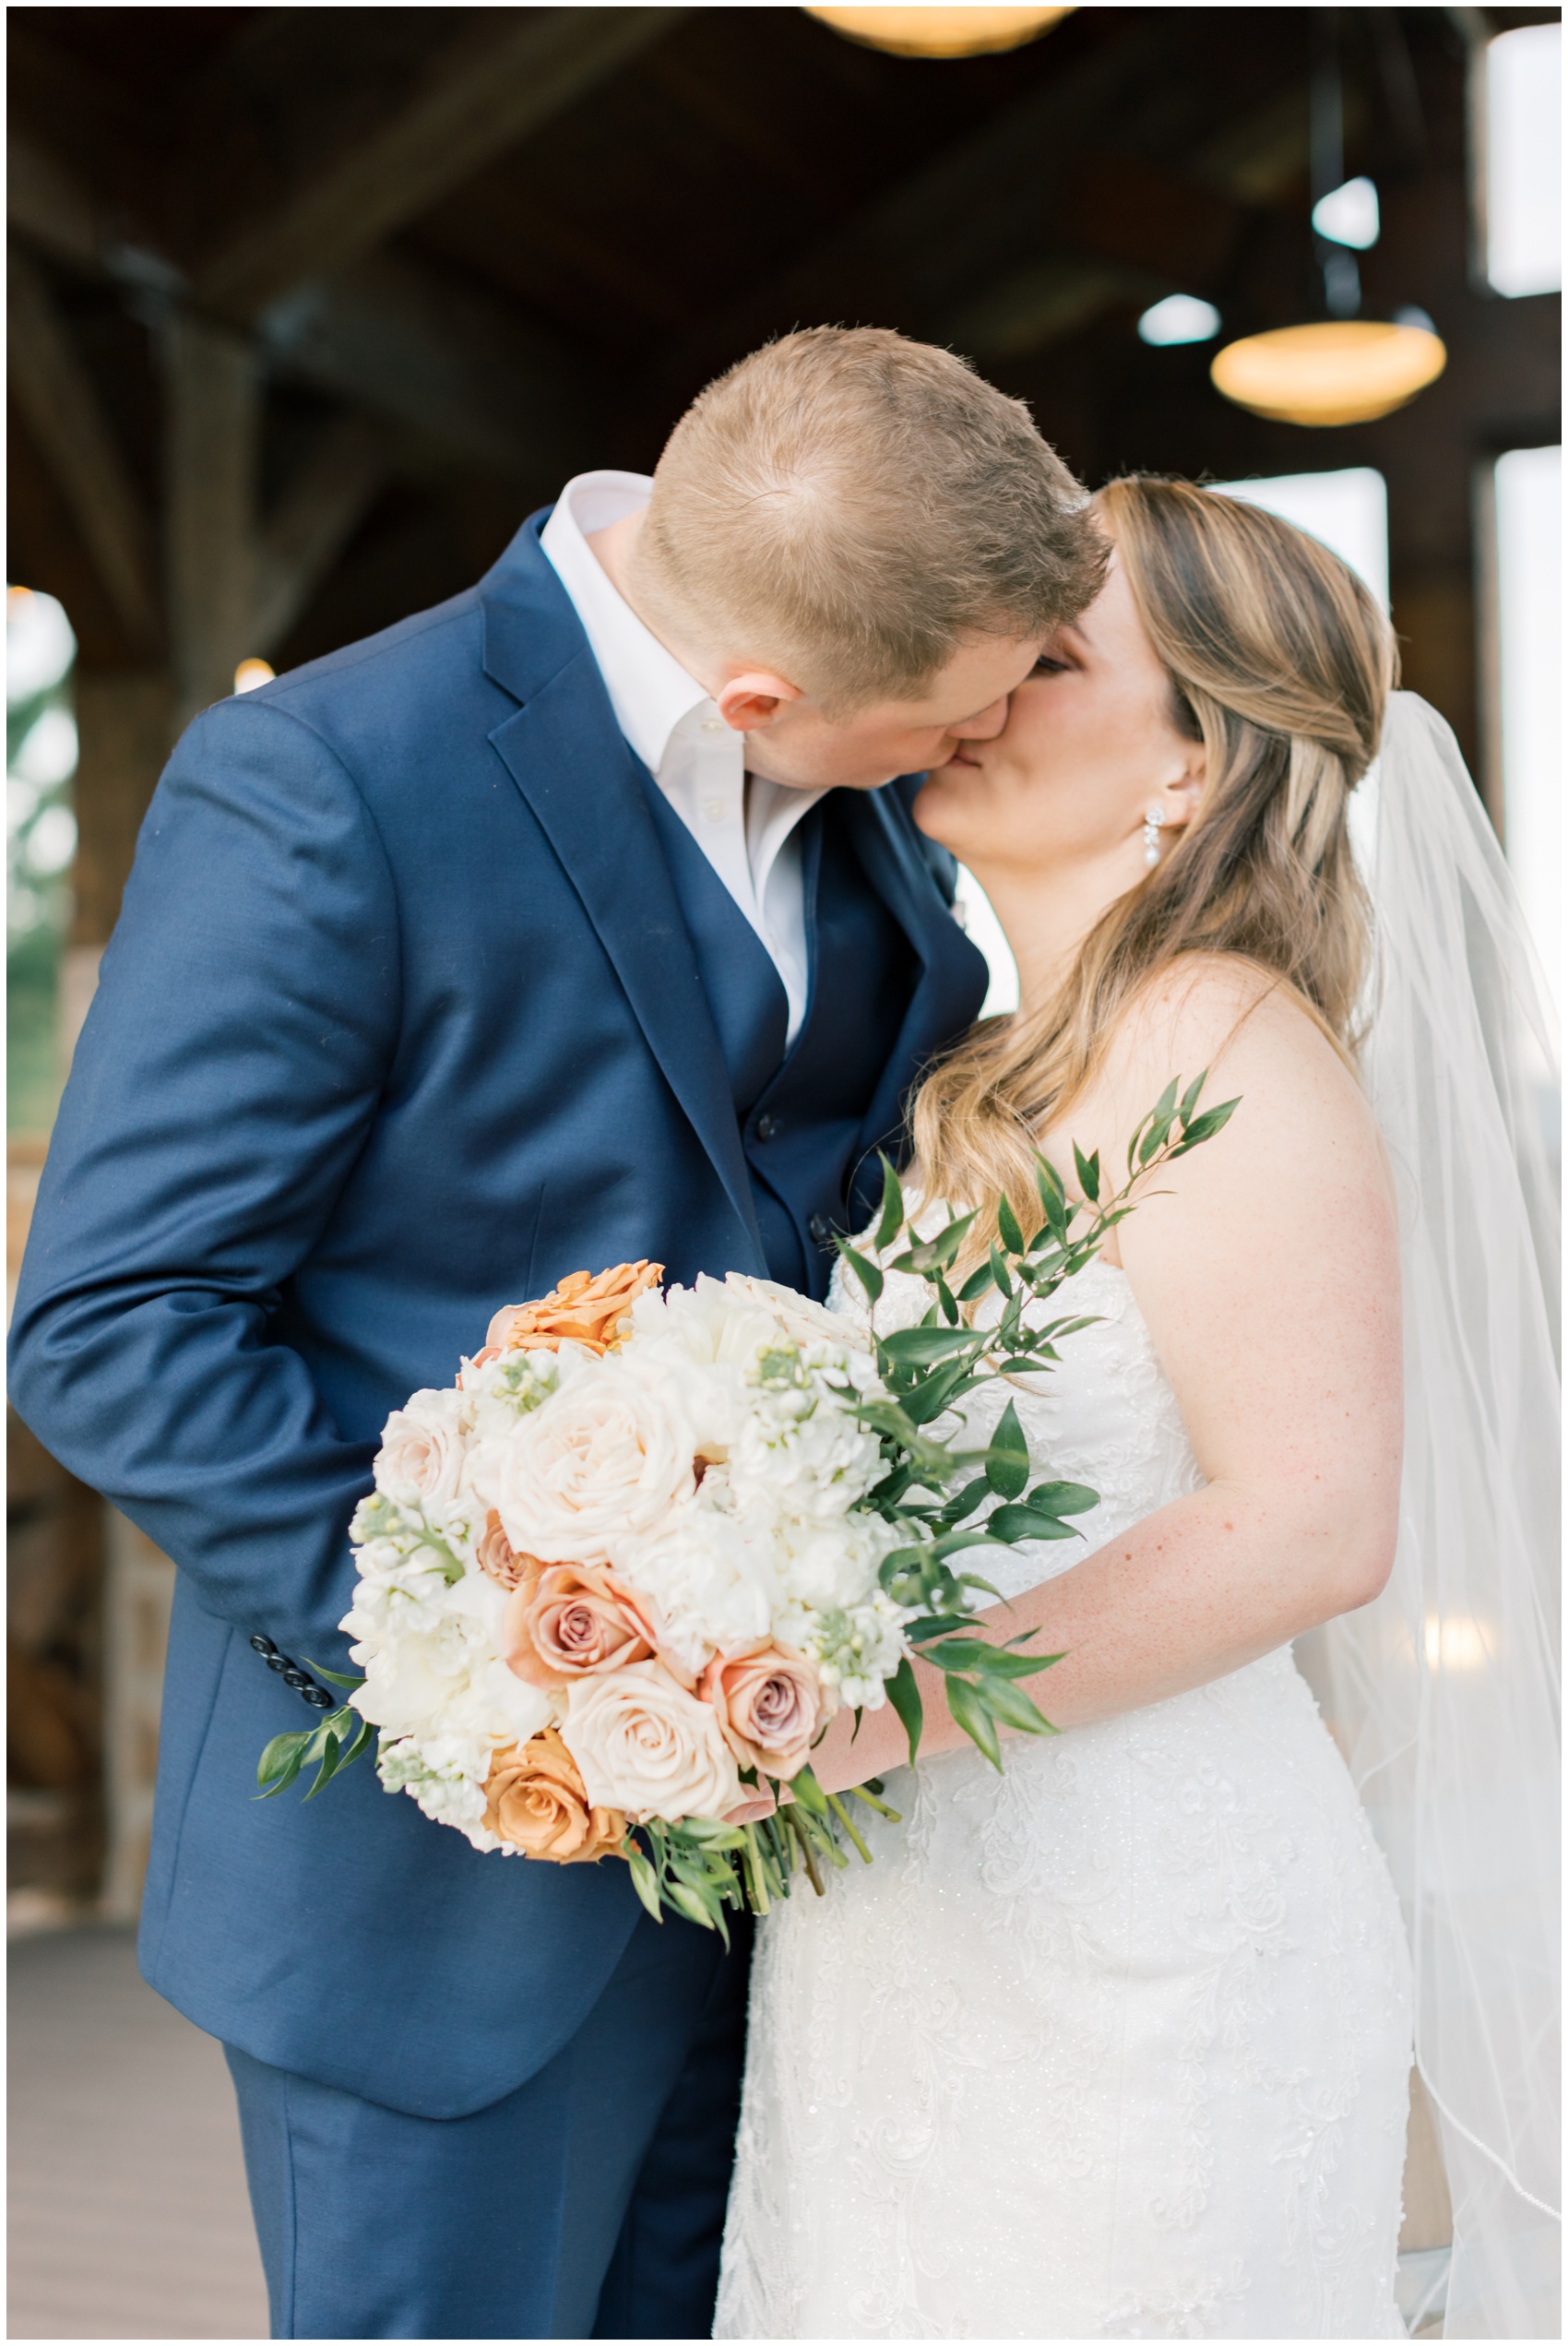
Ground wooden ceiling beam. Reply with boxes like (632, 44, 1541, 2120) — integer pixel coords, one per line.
(257, 249, 601, 483)
(253, 416, 391, 659)
(9, 129, 598, 485)
(195, 8, 690, 321)
(7, 243, 160, 653)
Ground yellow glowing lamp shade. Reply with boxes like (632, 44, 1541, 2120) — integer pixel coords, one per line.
(804, 6, 1074, 58)
(1210, 320, 1446, 428)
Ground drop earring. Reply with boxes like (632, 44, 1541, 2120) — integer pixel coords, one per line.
(1142, 807, 1166, 868)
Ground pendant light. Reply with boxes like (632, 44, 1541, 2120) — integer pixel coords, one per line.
(803, 7, 1073, 60)
(1211, 10, 1445, 427)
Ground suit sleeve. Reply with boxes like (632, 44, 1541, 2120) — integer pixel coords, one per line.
(7, 695, 402, 1656)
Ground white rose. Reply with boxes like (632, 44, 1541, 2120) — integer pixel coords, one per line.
(630, 1504, 779, 1673)
(351, 1636, 462, 1738)
(374, 1388, 468, 1506)
(561, 1662, 742, 1822)
(473, 1357, 697, 1566)
(719, 1273, 848, 1351)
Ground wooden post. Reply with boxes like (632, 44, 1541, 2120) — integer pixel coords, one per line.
(165, 314, 260, 729)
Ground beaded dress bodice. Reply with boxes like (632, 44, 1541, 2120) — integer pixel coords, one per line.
(715, 1239, 1413, 2340)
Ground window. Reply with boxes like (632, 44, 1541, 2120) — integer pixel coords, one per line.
(1483, 23, 1562, 298)
(1208, 467, 1390, 606)
(1491, 445, 1562, 1005)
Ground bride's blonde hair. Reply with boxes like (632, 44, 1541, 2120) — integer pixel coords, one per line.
(909, 475, 1398, 1236)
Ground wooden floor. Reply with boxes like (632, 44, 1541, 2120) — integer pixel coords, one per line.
(8, 1924, 270, 2340)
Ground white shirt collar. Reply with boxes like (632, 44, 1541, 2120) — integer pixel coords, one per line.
(540, 471, 709, 778)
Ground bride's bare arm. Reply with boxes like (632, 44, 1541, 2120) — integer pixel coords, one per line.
(812, 959, 1403, 1793)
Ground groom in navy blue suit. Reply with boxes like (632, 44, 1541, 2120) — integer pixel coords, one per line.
(10, 329, 1100, 2338)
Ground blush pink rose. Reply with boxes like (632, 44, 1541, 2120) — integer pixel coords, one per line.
(503, 1564, 666, 1690)
(475, 1511, 539, 1593)
(699, 1642, 830, 1781)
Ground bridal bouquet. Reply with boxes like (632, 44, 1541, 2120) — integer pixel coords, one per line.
(257, 1076, 1234, 1935)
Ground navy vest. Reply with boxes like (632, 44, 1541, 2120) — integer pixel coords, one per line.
(641, 778, 919, 1299)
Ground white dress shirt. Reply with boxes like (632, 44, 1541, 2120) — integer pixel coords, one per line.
(540, 471, 824, 1046)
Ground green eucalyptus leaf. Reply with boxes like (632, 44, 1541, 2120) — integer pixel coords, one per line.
(987, 1504, 1083, 1542)
(923, 1639, 1051, 1677)
(1028, 1479, 1099, 1516)
(1178, 1069, 1207, 1126)
(879, 1326, 979, 1367)
(939, 1477, 991, 1523)
(886, 1658, 923, 1766)
(1072, 1143, 1101, 1204)
(983, 1399, 1029, 1499)
(904, 1613, 980, 1643)
(303, 1660, 365, 1690)
(900, 1210, 979, 1275)
(666, 1882, 719, 1932)
(837, 1241, 885, 1304)
(1170, 1098, 1241, 1152)
(995, 1193, 1025, 1255)
(873, 1155, 905, 1253)
(625, 1844, 664, 1921)
(255, 1734, 309, 1797)
(302, 1730, 341, 1800)
(900, 1356, 977, 1427)
(956, 1260, 997, 1304)
(944, 1674, 1002, 1769)
(988, 1244, 1014, 1300)
(980, 1676, 1060, 1735)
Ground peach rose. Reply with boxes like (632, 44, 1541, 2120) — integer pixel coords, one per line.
(482, 1730, 625, 1863)
(477, 1262, 664, 1364)
(562, 1662, 742, 1823)
(700, 1642, 829, 1780)
(475, 1511, 540, 1593)
(503, 1564, 667, 1689)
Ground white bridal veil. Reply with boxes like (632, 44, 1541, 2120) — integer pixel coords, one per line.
(1298, 692, 1562, 2339)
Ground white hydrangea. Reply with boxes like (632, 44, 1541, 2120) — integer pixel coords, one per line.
(724, 1340, 885, 1522)
(457, 1345, 561, 1440)
(800, 1588, 913, 1710)
(377, 1734, 501, 1850)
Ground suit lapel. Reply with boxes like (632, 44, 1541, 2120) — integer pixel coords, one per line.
(839, 785, 991, 1179)
(480, 530, 766, 1268)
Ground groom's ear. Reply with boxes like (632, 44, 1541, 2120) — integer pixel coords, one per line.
(714, 670, 804, 732)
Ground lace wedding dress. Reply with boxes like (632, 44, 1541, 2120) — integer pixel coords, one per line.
(715, 1250, 1414, 2340)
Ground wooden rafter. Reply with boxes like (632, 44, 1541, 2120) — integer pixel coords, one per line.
(195, 8, 690, 321)
(7, 243, 160, 652)
(253, 415, 390, 659)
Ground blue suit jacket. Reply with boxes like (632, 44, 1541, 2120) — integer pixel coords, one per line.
(8, 517, 988, 2115)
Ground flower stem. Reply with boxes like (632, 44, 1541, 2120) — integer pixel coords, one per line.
(826, 1792, 873, 1864)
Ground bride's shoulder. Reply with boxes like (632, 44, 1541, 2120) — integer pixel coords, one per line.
(1101, 952, 1347, 1095)
(1064, 951, 1376, 1183)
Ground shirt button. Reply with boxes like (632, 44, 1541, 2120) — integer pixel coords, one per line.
(754, 1113, 782, 1142)
(701, 719, 725, 735)
(703, 798, 726, 822)
(809, 1213, 832, 1245)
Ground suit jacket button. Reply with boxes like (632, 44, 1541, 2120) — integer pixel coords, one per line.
(282, 1667, 312, 1690)
(754, 1113, 782, 1141)
(250, 1634, 278, 1656)
(809, 1213, 832, 1244)
(265, 1653, 289, 1673)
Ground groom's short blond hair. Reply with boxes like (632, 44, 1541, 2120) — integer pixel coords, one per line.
(636, 327, 1106, 711)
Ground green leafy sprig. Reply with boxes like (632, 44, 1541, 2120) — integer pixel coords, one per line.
(835, 1068, 1238, 1772)
(255, 1661, 373, 1801)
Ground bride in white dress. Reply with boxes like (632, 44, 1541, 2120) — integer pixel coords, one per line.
(716, 480, 1560, 2339)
